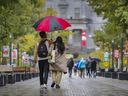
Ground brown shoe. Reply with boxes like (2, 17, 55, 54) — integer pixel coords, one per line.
(56, 85, 60, 89)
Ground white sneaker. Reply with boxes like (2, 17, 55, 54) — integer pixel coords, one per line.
(43, 84, 47, 88)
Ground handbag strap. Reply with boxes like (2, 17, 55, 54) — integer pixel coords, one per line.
(53, 43, 56, 50)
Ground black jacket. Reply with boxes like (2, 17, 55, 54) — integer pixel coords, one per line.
(67, 59, 74, 69)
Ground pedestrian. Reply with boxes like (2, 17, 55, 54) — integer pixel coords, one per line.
(77, 58, 86, 78)
(91, 59, 97, 78)
(86, 57, 92, 78)
(50, 36, 67, 89)
(73, 62, 78, 76)
(67, 57, 74, 78)
(33, 32, 51, 88)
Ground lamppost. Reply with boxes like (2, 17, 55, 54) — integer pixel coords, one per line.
(111, 40, 114, 69)
(9, 33, 13, 65)
(17, 43, 19, 66)
(120, 37, 124, 72)
(126, 50, 128, 71)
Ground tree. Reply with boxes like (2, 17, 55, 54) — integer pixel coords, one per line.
(87, 0, 128, 50)
(0, 0, 45, 64)
(0, 0, 45, 44)
(87, 0, 128, 36)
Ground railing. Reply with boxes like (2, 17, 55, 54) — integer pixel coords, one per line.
(0, 65, 39, 87)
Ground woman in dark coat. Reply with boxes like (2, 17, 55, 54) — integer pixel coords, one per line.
(67, 57, 74, 78)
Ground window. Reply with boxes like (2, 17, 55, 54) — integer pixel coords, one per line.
(74, 8, 80, 19)
(59, 6, 67, 18)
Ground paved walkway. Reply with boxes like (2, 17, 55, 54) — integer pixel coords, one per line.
(0, 75, 128, 96)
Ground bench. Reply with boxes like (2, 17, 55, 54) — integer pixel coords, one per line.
(0, 65, 14, 86)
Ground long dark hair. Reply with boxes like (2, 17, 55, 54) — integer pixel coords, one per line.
(54, 36, 65, 55)
(39, 32, 47, 38)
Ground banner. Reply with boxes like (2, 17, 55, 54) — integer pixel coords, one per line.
(114, 50, 119, 58)
(13, 49, 17, 59)
(81, 31, 86, 46)
(3, 46, 9, 57)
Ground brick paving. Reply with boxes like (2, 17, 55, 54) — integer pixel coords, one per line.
(0, 75, 128, 96)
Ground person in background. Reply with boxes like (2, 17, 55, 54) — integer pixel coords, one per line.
(91, 59, 97, 78)
(67, 57, 74, 78)
(73, 62, 78, 76)
(77, 58, 86, 78)
(86, 57, 92, 78)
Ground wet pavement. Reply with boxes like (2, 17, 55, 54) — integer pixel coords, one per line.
(0, 75, 128, 96)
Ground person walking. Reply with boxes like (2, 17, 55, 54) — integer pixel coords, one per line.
(77, 58, 86, 78)
(67, 57, 74, 78)
(50, 36, 67, 89)
(73, 61, 78, 76)
(91, 59, 97, 78)
(86, 57, 92, 78)
(33, 32, 51, 88)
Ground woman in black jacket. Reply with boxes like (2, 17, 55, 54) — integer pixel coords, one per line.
(67, 57, 74, 78)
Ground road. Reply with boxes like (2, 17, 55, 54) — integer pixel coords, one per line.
(0, 75, 128, 96)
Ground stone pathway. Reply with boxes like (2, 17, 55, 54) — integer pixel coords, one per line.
(0, 75, 128, 96)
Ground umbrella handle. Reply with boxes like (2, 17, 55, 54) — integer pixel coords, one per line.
(51, 32, 52, 40)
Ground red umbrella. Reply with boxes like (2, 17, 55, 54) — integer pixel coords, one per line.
(33, 16, 71, 32)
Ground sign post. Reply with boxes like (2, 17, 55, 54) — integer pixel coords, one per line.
(3, 46, 9, 57)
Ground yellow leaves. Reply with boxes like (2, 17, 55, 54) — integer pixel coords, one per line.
(35, 0, 45, 7)
(20, 34, 38, 52)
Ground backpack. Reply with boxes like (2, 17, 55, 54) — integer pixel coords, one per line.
(67, 59, 74, 68)
(37, 40, 48, 58)
(78, 60, 86, 69)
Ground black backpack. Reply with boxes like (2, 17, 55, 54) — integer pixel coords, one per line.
(37, 40, 48, 58)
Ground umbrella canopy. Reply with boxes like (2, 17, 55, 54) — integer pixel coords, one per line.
(91, 57, 101, 62)
(33, 16, 71, 32)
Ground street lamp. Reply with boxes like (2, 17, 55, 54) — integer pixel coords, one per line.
(120, 37, 124, 71)
(17, 43, 19, 66)
(126, 50, 128, 71)
(111, 40, 114, 69)
(9, 33, 13, 65)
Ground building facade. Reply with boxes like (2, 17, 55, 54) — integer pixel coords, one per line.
(45, 0, 106, 53)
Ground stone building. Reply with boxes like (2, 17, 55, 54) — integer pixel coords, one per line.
(45, 0, 106, 53)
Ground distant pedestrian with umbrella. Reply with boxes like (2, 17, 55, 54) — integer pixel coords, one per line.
(86, 57, 92, 78)
(33, 32, 52, 88)
(91, 58, 98, 78)
(91, 60, 97, 78)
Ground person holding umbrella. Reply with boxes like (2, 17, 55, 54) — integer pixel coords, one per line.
(91, 58, 97, 78)
(33, 32, 52, 88)
(33, 16, 71, 88)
